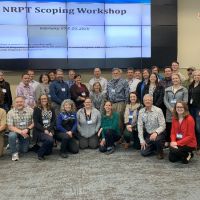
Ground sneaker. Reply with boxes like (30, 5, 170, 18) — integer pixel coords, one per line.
(182, 152, 193, 164)
(60, 153, 68, 158)
(12, 153, 19, 161)
(105, 147, 115, 155)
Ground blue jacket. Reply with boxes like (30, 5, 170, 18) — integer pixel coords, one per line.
(56, 112, 77, 133)
(49, 80, 70, 104)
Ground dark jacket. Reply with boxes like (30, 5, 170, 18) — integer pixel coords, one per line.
(49, 80, 71, 105)
(159, 78, 172, 89)
(189, 81, 200, 108)
(143, 84, 164, 108)
(70, 83, 89, 109)
(0, 80, 12, 111)
(33, 107, 56, 133)
(136, 80, 148, 103)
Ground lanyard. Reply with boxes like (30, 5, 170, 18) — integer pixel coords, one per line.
(84, 108, 91, 121)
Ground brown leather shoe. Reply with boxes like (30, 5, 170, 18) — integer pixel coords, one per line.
(157, 151, 164, 159)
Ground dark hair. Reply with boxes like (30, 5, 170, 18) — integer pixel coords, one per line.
(37, 94, 52, 110)
(173, 101, 189, 120)
(21, 73, 29, 78)
(148, 73, 159, 86)
(48, 70, 56, 75)
(74, 74, 81, 79)
(164, 66, 172, 72)
(151, 66, 159, 72)
(92, 82, 102, 93)
(127, 67, 134, 72)
(103, 100, 113, 115)
(39, 73, 50, 84)
(128, 92, 139, 104)
(142, 68, 150, 74)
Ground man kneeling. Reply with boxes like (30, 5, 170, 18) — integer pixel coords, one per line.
(137, 94, 166, 159)
(7, 96, 34, 161)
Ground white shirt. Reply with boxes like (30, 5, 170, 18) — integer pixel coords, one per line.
(88, 76, 108, 94)
(127, 78, 141, 92)
(29, 80, 39, 92)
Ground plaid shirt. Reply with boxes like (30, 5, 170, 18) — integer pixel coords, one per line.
(7, 107, 33, 130)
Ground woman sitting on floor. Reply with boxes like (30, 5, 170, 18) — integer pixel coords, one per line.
(99, 101, 121, 154)
(33, 94, 55, 160)
(56, 99, 79, 158)
(169, 101, 197, 164)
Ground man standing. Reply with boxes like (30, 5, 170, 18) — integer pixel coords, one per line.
(88, 67, 107, 94)
(159, 66, 173, 89)
(7, 96, 34, 161)
(107, 68, 129, 130)
(0, 71, 12, 112)
(126, 68, 141, 92)
(137, 94, 166, 159)
(16, 73, 35, 108)
(49, 69, 71, 116)
(183, 67, 196, 89)
(27, 69, 39, 91)
(65, 69, 76, 89)
(171, 61, 186, 82)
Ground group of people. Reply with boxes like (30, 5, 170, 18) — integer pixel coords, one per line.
(0, 61, 199, 164)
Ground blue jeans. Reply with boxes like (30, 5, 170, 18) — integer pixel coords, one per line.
(8, 132, 30, 154)
(189, 106, 200, 147)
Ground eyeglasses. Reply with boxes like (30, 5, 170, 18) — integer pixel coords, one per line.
(176, 106, 184, 109)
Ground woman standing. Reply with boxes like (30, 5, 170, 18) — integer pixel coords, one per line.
(70, 74, 89, 110)
(77, 98, 101, 149)
(188, 69, 200, 150)
(123, 92, 141, 149)
(33, 94, 55, 160)
(56, 99, 79, 158)
(143, 73, 164, 108)
(169, 101, 197, 164)
(164, 73, 188, 145)
(35, 73, 50, 102)
(99, 101, 121, 154)
(90, 82, 105, 112)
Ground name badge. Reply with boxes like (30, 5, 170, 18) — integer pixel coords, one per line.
(111, 89, 115, 93)
(61, 88, 66, 92)
(48, 94, 51, 98)
(87, 120, 92, 125)
(2, 89, 6, 93)
(176, 133, 183, 139)
(19, 121, 26, 126)
(171, 99, 177, 104)
(81, 92, 86, 96)
(43, 119, 49, 124)
(190, 98, 193, 104)
(128, 115, 133, 119)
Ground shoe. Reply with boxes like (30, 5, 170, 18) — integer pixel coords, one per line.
(12, 153, 19, 161)
(157, 151, 164, 159)
(60, 153, 68, 158)
(38, 156, 45, 161)
(105, 147, 115, 155)
(123, 143, 130, 149)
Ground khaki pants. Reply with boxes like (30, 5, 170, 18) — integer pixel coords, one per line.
(112, 102, 126, 133)
(0, 133, 4, 157)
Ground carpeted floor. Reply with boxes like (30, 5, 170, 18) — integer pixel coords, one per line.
(0, 147, 200, 200)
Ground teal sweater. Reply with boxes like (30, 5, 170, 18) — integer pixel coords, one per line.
(101, 112, 120, 138)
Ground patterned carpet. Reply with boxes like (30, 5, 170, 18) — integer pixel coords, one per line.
(0, 147, 200, 200)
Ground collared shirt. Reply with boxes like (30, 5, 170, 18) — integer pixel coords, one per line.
(137, 105, 166, 143)
(7, 107, 33, 130)
(127, 78, 141, 92)
(16, 82, 35, 108)
(29, 80, 39, 92)
(89, 76, 108, 94)
(107, 78, 129, 103)
(65, 80, 75, 89)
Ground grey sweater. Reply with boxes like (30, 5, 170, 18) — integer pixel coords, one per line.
(164, 86, 188, 122)
(77, 107, 101, 138)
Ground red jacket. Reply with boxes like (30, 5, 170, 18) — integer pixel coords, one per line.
(171, 115, 197, 148)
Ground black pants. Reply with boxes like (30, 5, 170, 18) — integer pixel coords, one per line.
(56, 132, 79, 154)
(169, 146, 195, 163)
(99, 129, 121, 152)
(141, 131, 166, 156)
(38, 132, 54, 157)
(166, 122, 172, 142)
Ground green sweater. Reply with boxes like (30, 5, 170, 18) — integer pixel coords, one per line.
(101, 112, 120, 138)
